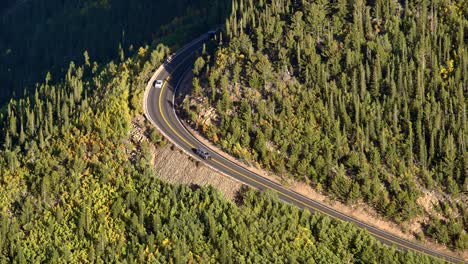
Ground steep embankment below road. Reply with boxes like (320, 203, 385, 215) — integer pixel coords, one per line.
(185, 0, 468, 254)
(144, 32, 464, 261)
(131, 115, 243, 200)
(178, 66, 467, 262)
(0, 23, 452, 262)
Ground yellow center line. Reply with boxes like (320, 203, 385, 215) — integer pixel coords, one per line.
(159, 81, 195, 149)
(154, 44, 453, 263)
(157, 45, 203, 150)
(158, 90, 443, 261)
(210, 159, 436, 261)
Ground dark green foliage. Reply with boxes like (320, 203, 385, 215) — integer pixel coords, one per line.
(189, 0, 467, 250)
(0, 40, 443, 263)
(0, 0, 462, 260)
(0, 0, 231, 105)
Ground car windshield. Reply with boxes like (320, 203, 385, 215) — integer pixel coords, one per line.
(199, 149, 208, 155)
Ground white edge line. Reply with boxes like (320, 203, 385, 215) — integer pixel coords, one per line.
(142, 35, 462, 263)
(143, 39, 251, 191)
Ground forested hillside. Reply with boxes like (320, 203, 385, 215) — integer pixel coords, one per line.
(0, 0, 229, 105)
(185, 0, 467, 250)
(0, 24, 443, 263)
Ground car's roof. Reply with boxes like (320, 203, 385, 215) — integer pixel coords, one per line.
(197, 147, 209, 153)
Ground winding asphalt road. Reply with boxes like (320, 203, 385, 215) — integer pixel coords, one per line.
(143, 33, 465, 263)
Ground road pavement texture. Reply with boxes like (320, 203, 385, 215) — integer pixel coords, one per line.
(144, 33, 465, 263)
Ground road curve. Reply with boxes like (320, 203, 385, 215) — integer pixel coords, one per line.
(143, 33, 465, 263)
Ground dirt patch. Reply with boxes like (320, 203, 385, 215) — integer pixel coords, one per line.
(185, 123, 466, 259)
(152, 143, 243, 200)
(130, 115, 243, 201)
(173, 71, 468, 261)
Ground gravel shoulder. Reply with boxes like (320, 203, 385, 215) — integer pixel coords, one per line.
(152, 143, 243, 200)
(172, 71, 468, 260)
(130, 115, 243, 201)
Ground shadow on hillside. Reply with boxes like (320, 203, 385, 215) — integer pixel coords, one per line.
(0, 0, 231, 106)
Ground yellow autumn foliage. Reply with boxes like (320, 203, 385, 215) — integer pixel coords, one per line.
(138, 46, 147, 57)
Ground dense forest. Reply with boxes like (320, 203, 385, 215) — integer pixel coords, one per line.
(185, 0, 467, 250)
(0, 13, 445, 264)
(0, 0, 230, 105)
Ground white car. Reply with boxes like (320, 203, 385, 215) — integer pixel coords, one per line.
(154, 80, 163, 89)
(195, 148, 211, 160)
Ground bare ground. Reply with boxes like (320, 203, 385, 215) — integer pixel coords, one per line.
(152, 144, 243, 200)
(131, 111, 467, 259)
(170, 72, 468, 260)
(130, 115, 243, 201)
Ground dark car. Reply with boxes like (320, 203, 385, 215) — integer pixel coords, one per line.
(195, 148, 211, 160)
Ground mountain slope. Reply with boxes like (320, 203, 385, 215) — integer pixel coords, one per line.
(0, 23, 444, 264)
(0, 0, 230, 105)
(184, 0, 467, 251)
